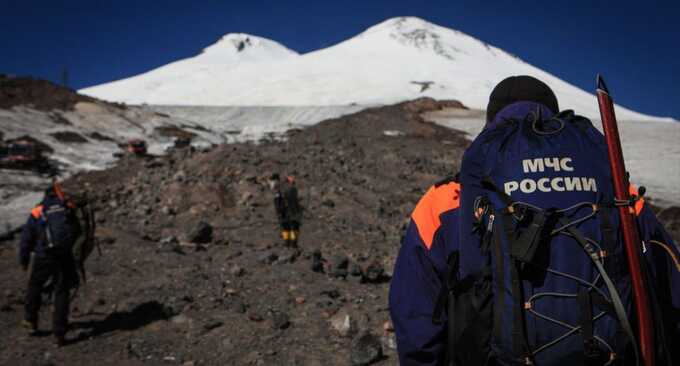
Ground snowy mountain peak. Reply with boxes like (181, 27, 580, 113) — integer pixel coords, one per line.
(200, 33, 299, 61)
(359, 17, 495, 61)
(80, 17, 671, 121)
(364, 16, 436, 34)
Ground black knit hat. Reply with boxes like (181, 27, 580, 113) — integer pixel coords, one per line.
(486, 75, 559, 123)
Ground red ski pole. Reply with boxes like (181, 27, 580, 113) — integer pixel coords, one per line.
(596, 75, 654, 366)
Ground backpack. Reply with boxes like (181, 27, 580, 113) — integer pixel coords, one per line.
(40, 196, 79, 252)
(441, 109, 644, 365)
(71, 195, 98, 284)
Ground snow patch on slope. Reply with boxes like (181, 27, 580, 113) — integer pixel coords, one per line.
(149, 105, 366, 142)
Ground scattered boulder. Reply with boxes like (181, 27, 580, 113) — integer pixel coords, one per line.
(349, 262, 363, 277)
(171, 314, 191, 325)
(202, 319, 224, 331)
(381, 332, 397, 352)
(311, 250, 325, 273)
(270, 312, 290, 330)
(158, 236, 184, 254)
(361, 262, 386, 283)
(321, 289, 341, 300)
(329, 255, 349, 278)
(329, 307, 357, 337)
(188, 221, 213, 244)
(248, 311, 264, 322)
(230, 265, 245, 277)
(258, 252, 278, 265)
(350, 332, 383, 366)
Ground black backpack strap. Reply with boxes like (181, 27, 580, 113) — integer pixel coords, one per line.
(510, 258, 533, 364)
(563, 223, 640, 365)
(597, 205, 620, 277)
(432, 251, 460, 325)
(493, 214, 506, 347)
(432, 252, 461, 366)
(578, 290, 602, 363)
(499, 210, 534, 364)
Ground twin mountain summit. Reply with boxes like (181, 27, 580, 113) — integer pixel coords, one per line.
(80, 17, 671, 122)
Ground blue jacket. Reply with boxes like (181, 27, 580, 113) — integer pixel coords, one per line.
(389, 180, 461, 365)
(389, 104, 680, 365)
(19, 195, 81, 266)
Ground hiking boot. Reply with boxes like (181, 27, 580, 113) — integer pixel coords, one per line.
(54, 335, 66, 348)
(21, 319, 38, 335)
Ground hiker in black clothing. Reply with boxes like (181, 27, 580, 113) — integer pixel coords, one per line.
(19, 184, 82, 347)
(271, 174, 303, 246)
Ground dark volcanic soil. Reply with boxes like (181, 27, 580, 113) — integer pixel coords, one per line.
(0, 100, 470, 365)
(1, 99, 677, 366)
(0, 76, 103, 111)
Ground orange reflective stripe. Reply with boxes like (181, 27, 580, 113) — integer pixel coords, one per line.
(629, 184, 645, 216)
(31, 205, 43, 219)
(411, 182, 460, 250)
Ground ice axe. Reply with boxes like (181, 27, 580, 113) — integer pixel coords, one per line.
(596, 75, 654, 366)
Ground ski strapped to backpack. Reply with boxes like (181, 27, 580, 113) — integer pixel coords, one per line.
(596, 75, 655, 366)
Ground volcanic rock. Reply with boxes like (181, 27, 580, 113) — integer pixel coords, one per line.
(350, 332, 383, 365)
(329, 307, 357, 337)
(330, 255, 349, 278)
(187, 221, 213, 243)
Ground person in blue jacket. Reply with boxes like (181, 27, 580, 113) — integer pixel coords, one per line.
(388, 76, 680, 365)
(19, 184, 81, 347)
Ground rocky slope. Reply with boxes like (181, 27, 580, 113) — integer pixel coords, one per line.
(0, 99, 471, 365)
(0, 76, 100, 111)
(1, 98, 677, 365)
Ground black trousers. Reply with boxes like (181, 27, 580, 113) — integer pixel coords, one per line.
(280, 220, 300, 231)
(24, 253, 76, 336)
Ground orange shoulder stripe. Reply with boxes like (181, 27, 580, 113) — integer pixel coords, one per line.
(629, 184, 645, 216)
(411, 182, 460, 250)
(31, 205, 43, 219)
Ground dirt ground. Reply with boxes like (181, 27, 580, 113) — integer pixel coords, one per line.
(0, 100, 470, 365)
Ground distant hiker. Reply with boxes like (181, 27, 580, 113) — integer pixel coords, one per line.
(389, 76, 680, 365)
(19, 182, 84, 347)
(271, 173, 303, 246)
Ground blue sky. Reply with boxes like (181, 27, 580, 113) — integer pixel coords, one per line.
(2, 0, 678, 118)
